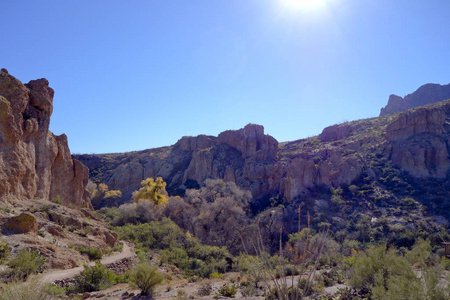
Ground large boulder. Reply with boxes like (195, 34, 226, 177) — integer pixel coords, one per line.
(2, 213, 38, 235)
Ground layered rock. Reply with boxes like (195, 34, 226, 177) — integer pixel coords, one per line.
(385, 101, 450, 178)
(76, 87, 450, 207)
(0, 69, 90, 208)
(218, 124, 278, 160)
(76, 124, 281, 202)
(380, 82, 450, 116)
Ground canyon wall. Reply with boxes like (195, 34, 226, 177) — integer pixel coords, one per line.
(0, 69, 91, 208)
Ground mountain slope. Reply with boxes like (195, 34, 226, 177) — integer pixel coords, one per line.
(75, 100, 450, 225)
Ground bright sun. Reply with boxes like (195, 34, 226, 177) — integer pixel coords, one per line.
(282, 0, 326, 9)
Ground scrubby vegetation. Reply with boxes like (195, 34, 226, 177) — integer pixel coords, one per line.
(76, 246, 103, 261)
(4, 248, 46, 281)
(68, 262, 125, 293)
(94, 177, 450, 299)
(129, 262, 164, 296)
(0, 279, 64, 300)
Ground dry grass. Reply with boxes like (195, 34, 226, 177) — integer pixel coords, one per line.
(0, 278, 59, 300)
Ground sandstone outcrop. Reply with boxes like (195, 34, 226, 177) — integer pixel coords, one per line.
(218, 124, 278, 160)
(380, 82, 450, 116)
(76, 124, 282, 202)
(385, 105, 446, 140)
(0, 69, 90, 208)
(385, 101, 450, 178)
(76, 86, 450, 209)
(319, 123, 353, 142)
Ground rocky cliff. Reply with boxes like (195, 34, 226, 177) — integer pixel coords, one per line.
(75, 99, 450, 214)
(75, 124, 283, 203)
(379, 82, 450, 116)
(0, 69, 91, 208)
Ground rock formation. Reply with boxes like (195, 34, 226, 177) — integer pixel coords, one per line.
(380, 82, 450, 116)
(385, 101, 450, 178)
(76, 98, 450, 208)
(0, 69, 91, 208)
(76, 124, 282, 202)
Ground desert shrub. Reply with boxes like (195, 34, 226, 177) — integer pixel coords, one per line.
(350, 243, 424, 299)
(69, 262, 122, 293)
(234, 254, 265, 285)
(197, 282, 213, 296)
(241, 284, 258, 297)
(440, 256, 450, 270)
(6, 249, 46, 280)
(76, 246, 103, 261)
(99, 201, 163, 226)
(116, 218, 231, 277)
(422, 264, 450, 300)
(0, 280, 57, 300)
(128, 262, 164, 296)
(218, 284, 237, 297)
(0, 240, 11, 263)
(209, 271, 222, 279)
(177, 289, 189, 300)
(405, 238, 431, 267)
(46, 284, 66, 296)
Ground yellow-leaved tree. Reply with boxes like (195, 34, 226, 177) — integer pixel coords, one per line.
(132, 177, 169, 207)
(91, 183, 122, 209)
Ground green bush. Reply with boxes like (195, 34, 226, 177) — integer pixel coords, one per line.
(115, 219, 231, 277)
(128, 262, 164, 296)
(218, 284, 237, 297)
(209, 271, 223, 279)
(69, 262, 122, 293)
(197, 282, 213, 296)
(6, 249, 46, 280)
(350, 243, 424, 299)
(76, 246, 103, 261)
(0, 240, 11, 263)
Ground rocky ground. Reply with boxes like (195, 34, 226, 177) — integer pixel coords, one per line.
(0, 197, 119, 270)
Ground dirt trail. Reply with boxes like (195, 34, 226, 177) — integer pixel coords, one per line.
(39, 242, 135, 284)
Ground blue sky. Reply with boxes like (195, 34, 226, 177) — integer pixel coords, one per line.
(2, 0, 450, 154)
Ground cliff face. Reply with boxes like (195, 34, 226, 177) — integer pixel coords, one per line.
(0, 69, 91, 208)
(385, 102, 450, 178)
(380, 82, 450, 116)
(76, 99, 450, 209)
(76, 124, 283, 202)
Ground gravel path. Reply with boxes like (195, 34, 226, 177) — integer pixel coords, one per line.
(39, 242, 135, 284)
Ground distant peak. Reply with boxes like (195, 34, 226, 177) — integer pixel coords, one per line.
(380, 82, 450, 116)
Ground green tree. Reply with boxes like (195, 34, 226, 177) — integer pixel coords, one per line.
(133, 177, 169, 207)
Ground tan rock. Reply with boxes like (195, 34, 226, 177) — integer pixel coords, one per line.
(386, 104, 450, 178)
(218, 123, 278, 160)
(0, 70, 91, 208)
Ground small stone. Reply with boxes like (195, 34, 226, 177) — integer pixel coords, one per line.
(82, 292, 90, 299)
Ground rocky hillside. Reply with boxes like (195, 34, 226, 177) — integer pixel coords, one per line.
(379, 82, 450, 116)
(0, 69, 90, 208)
(0, 70, 118, 270)
(75, 99, 450, 224)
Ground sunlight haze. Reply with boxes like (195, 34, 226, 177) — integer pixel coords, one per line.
(3, 0, 450, 153)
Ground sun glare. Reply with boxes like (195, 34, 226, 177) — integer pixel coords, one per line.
(282, 0, 326, 10)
